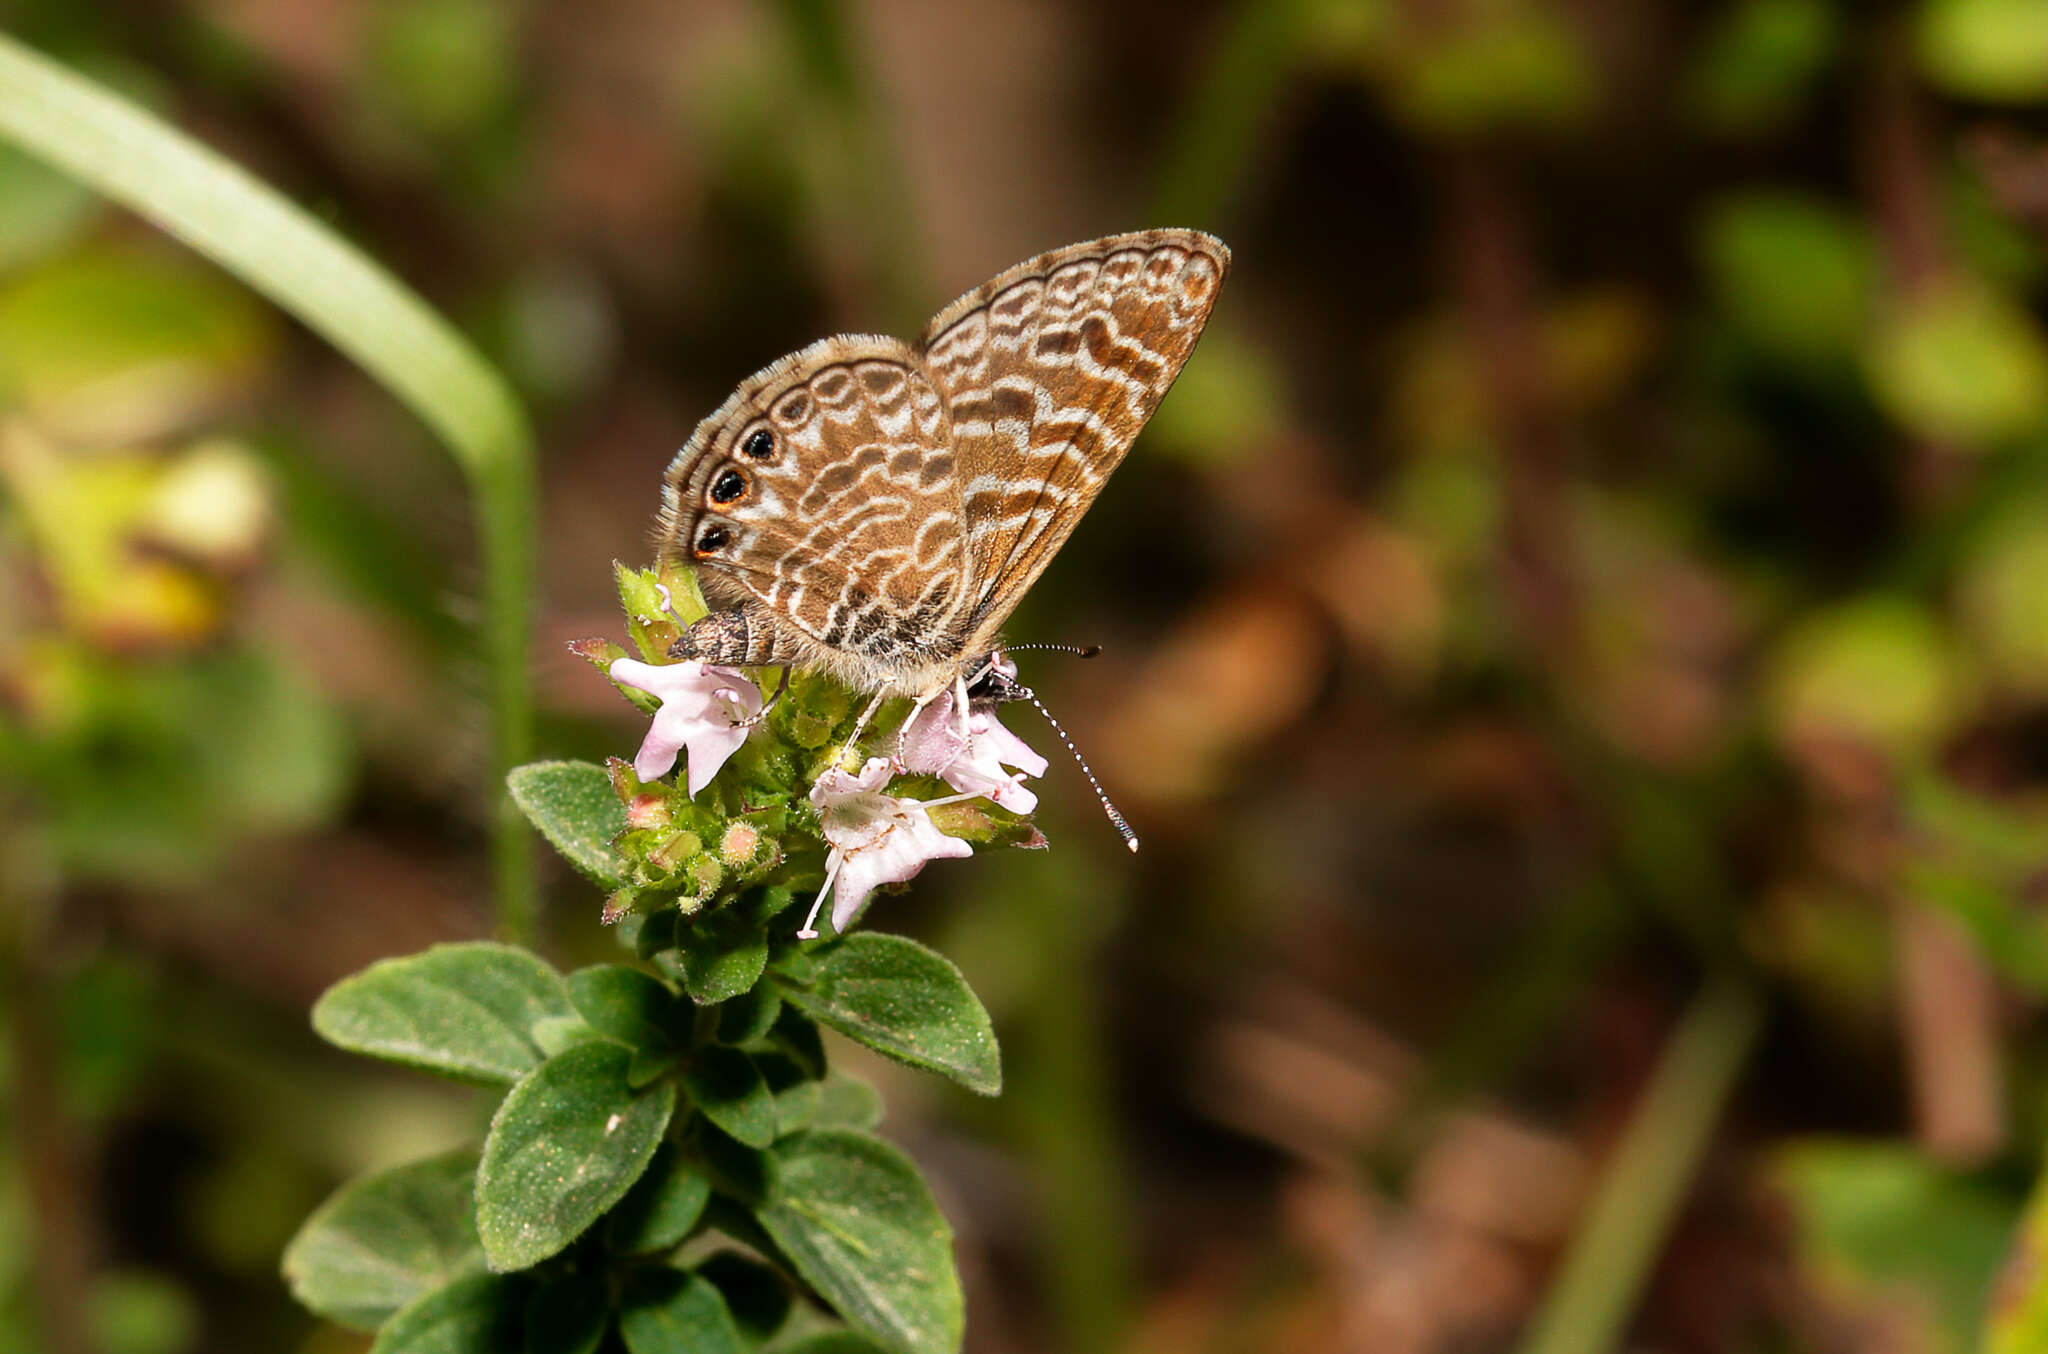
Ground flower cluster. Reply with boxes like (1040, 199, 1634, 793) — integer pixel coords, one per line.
(581, 566, 1048, 937)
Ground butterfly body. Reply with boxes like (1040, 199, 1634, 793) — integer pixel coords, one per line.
(657, 228, 1229, 703)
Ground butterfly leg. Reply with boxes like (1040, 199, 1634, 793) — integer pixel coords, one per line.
(735, 666, 789, 730)
(827, 690, 889, 774)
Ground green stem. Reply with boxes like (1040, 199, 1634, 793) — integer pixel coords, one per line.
(1517, 973, 1766, 1354)
(0, 33, 538, 940)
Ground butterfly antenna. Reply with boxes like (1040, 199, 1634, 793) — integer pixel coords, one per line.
(1000, 643, 1103, 659)
(1015, 685, 1138, 852)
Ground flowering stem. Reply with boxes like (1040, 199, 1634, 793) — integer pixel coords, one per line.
(1516, 973, 1765, 1354)
(0, 34, 540, 940)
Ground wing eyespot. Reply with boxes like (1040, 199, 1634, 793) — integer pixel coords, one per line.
(695, 524, 732, 556)
(710, 468, 748, 504)
(742, 428, 775, 460)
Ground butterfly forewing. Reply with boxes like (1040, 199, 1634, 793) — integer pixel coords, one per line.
(915, 229, 1230, 647)
(658, 335, 972, 670)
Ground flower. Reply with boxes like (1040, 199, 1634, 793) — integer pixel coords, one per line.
(609, 657, 762, 796)
(899, 682, 1049, 814)
(800, 757, 974, 937)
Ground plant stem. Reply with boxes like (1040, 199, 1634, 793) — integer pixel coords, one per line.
(0, 34, 538, 941)
(1516, 973, 1765, 1354)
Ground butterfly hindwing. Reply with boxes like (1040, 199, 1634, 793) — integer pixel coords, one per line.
(915, 229, 1230, 648)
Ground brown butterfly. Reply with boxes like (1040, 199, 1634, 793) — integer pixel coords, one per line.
(656, 229, 1229, 735)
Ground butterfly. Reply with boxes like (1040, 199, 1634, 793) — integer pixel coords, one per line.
(655, 228, 1230, 737)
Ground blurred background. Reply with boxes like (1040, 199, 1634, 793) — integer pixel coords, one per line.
(7, 0, 2048, 1350)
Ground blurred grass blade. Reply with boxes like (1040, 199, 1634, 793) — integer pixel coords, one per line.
(1152, 0, 1323, 225)
(0, 33, 537, 938)
(1517, 974, 1765, 1354)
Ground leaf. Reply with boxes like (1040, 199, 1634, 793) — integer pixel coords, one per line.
(606, 1142, 711, 1255)
(522, 1273, 608, 1354)
(683, 1047, 777, 1149)
(813, 1077, 884, 1132)
(282, 1149, 483, 1332)
(774, 1334, 899, 1354)
(369, 1272, 525, 1354)
(778, 935, 1000, 1095)
(1776, 1139, 2015, 1354)
(616, 1268, 747, 1354)
(695, 1253, 791, 1342)
(716, 986, 782, 1046)
(668, 909, 769, 1005)
(699, 1127, 773, 1208)
(508, 761, 629, 888)
(477, 1041, 677, 1271)
(313, 943, 574, 1086)
(753, 1131, 962, 1354)
(567, 964, 679, 1049)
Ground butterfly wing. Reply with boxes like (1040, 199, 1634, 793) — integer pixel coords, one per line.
(657, 335, 973, 686)
(915, 229, 1229, 648)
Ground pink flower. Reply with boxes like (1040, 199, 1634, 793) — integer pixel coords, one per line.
(609, 657, 762, 797)
(799, 758, 973, 938)
(900, 684, 1049, 814)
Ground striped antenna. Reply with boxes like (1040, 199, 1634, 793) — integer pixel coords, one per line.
(1013, 683, 1138, 852)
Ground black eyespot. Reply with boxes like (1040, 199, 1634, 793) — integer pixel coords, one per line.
(697, 524, 731, 553)
(711, 468, 746, 503)
(742, 428, 775, 460)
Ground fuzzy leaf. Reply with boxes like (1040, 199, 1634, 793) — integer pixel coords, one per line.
(282, 1149, 482, 1332)
(477, 1042, 676, 1271)
(668, 909, 769, 1005)
(814, 1077, 885, 1132)
(775, 1334, 898, 1354)
(313, 943, 574, 1086)
(753, 1131, 962, 1354)
(567, 964, 679, 1050)
(617, 1268, 747, 1354)
(683, 1047, 777, 1149)
(368, 1272, 524, 1354)
(606, 1141, 712, 1255)
(696, 1252, 791, 1342)
(716, 985, 782, 1046)
(508, 760, 629, 887)
(779, 935, 1000, 1095)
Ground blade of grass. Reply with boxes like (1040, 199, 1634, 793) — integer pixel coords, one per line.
(0, 33, 537, 940)
(1517, 973, 1765, 1354)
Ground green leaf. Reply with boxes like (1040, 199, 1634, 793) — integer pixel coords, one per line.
(716, 986, 782, 1046)
(813, 1077, 884, 1132)
(629, 1045, 686, 1088)
(606, 1142, 712, 1255)
(695, 1253, 791, 1342)
(771, 1079, 821, 1138)
(668, 909, 770, 1005)
(753, 1132, 962, 1354)
(530, 1016, 606, 1058)
(683, 1047, 777, 1149)
(477, 1042, 677, 1271)
(779, 935, 1000, 1095)
(1776, 1140, 2015, 1354)
(568, 964, 679, 1049)
(509, 761, 629, 888)
(522, 1273, 608, 1354)
(369, 1273, 525, 1354)
(767, 1005, 826, 1080)
(617, 1268, 747, 1354)
(313, 943, 573, 1086)
(775, 1333, 898, 1354)
(699, 1127, 773, 1207)
(283, 1149, 483, 1332)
